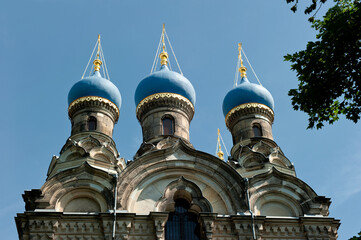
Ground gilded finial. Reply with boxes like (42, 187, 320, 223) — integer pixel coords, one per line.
(238, 43, 247, 78)
(159, 24, 169, 66)
(217, 128, 224, 160)
(93, 34, 103, 72)
(162, 24, 165, 52)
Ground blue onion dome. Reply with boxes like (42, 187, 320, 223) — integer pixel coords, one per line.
(68, 71, 121, 108)
(68, 68, 122, 121)
(135, 64, 196, 109)
(223, 76, 274, 118)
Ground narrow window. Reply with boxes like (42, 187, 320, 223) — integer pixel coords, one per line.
(165, 198, 201, 240)
(88, 117, 97, 131)
(162, 117, 174, 135)
(252, 124, 262, 137)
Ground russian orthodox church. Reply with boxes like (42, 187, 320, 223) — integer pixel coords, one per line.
(15, 29, 340, 240)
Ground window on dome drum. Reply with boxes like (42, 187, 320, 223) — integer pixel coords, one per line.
(162, 117, 174, 135)
(88, 117, 97, 131)
(165, 198, 203, 240)
(252, 124, 262, 137)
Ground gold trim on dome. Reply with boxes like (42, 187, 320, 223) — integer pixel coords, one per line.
(136, 92, 194, 113)
(225, 102, 274, 124)
(68, 96, 120, 116)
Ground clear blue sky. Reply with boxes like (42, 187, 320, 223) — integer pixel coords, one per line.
(1, 0, 360, 239)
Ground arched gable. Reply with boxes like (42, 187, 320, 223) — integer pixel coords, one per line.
(117, 139, 247, 215)
(248, 167, 331, 217)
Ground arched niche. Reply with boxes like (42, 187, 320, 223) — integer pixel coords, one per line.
(253, 193, 302, 217)
(64, 197, 101, 212)
(55, 188, 108, 212)
(156, 176, 212, 213)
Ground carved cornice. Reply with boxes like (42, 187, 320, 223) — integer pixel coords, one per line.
(68, 96, 120, 122)
(225, 103, 274, 129)
(15, 212, 340, 240)
(136, 92, 195, 121)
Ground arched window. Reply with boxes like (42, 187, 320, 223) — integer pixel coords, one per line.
(252, 124, 262, 137)
(88, 117, 97, 131)
(162, 116, 174, 135)
(165, 198, 201, 240)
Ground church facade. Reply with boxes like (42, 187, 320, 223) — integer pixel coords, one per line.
(15, 33, 340, 240)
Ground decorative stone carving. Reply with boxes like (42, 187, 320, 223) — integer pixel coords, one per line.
(136, 93, 194, 122)
(225, 103, 274, 130)
(230, 140, 295, 178)
(199, 213, 216, 240)
(150, 212, 168, 240)
(155, 176, 212, 213)
(68, 96, 119, 123)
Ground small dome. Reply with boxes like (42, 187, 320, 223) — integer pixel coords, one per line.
(68, 71, 121, 108)
(135, 65, 196, 106)
(223, 77, 274, 117)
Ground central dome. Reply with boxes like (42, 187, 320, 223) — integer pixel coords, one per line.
(135, 65, 196, 107)
(223, 77, 274, 117)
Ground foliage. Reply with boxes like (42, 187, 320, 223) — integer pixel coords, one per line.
(284, 0, 361, 129)
(349, 231, 361, 240)
(286, 0, 329, 22)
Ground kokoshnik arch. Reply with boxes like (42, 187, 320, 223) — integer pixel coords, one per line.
(15, 28, 340, 240)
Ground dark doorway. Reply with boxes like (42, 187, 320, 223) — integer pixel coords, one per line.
(165, 198, 201, 240)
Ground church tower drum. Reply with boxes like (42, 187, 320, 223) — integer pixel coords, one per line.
(222, 44, 295, 177)
(68, 37, 121, 138)
(223, 44, 274, 146)
(134, 25, 196, 151)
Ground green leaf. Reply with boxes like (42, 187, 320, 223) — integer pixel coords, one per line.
(285, 0, 361, 129)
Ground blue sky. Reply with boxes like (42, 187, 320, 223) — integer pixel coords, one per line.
(1, 0, 360, 239)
